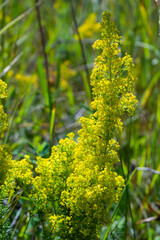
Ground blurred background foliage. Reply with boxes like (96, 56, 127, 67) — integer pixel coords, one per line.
(0, 0, 160, 239)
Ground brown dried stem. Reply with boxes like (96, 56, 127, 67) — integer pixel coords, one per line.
(35, 0, 51, 109)
(70, 0, 91, 96)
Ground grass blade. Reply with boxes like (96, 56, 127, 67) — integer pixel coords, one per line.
(37, 56, 49, 108)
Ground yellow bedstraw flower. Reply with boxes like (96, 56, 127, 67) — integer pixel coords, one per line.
(0, 145, 12, 186)
(0, 79, 8, 136)
(0, 79, 7, 98)
(74, 12, 100, 39)
(0, 105, 8, 136)
(28, 12, 137, 239)
(0, 79, 13, 197)
(12, 155, 33, 187)
(0, 12, 137, 240)
(15, 73, 38, 90)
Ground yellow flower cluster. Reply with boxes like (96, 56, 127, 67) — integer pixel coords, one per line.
(0, 145, 12, 186)
(0, 12, 137, 239)
(15, 73, 38, 92)
(60, 60, 77, 90)
(30, 133, 76, 211)
(0, 79, 13, 197)
(0, 80, 8, 137)
(0, 79, 7, 98)
(0, 105, 8, 137)
(12, 155, 33, 187)
(26, 12, 137, 239)
(74, 13, 100, 39)
(0, 80, 33, 198)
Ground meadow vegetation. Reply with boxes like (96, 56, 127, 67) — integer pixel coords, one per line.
(0, 0, 160, 239)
